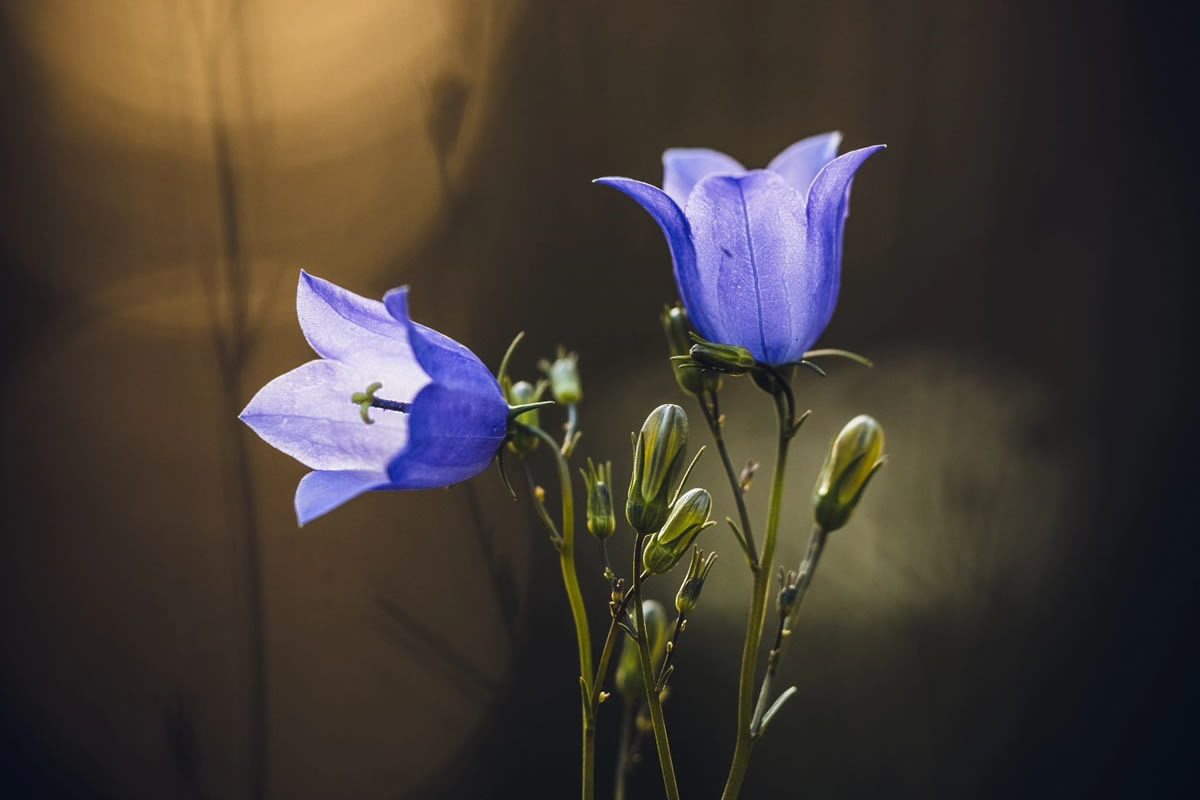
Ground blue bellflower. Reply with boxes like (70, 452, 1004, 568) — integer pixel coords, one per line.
(596, 132, 885, 365)
(240, 271, 509, 525)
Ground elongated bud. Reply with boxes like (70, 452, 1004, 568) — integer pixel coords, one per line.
(580, 459, 616, 539)
(661, 304, 722, 395)
(627, 404, 690, 534)
(643, 488, 716, 574)
(506, 380, 546, 454)
(541, 347, 582, 405)
(615, 600, 668, 699)
(675, 547, 717, 614)
(813, 415, 886, 532)
(688, 340, 757, 375)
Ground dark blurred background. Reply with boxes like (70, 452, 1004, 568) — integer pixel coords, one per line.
(1, 1, 1196, 798)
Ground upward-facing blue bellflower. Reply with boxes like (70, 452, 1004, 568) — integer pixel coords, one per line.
(596, 132, 885, 365)
(240, 271, 509, 525)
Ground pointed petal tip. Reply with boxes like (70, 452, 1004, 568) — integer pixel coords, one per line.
(382, 284, 412, 325)
(593, 176, 635, 186)
(297, 268, 320, 290)
(294, 469, 392, 526)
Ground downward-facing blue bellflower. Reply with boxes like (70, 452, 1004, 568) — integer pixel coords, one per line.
(240, 271, 509, 525)
(596, 132, 885, 365)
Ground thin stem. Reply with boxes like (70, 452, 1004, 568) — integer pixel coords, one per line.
(589, 587, 635, 711)
(655, 614, 687, 691)
(631, 535, 681, 800)
(614, 701, 635, 800)
(721, 391, 794, 800)
(518, 424, 594, 800)
(562, 403, 580, 455)
(750, 526, 827, 736)
(699, 389, 759, 568)
(523, 460, 561, 545)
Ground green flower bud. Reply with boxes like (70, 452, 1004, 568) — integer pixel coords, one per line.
(615, 599, 668, 699)
(675, 547, 717, 614)
(580, 458, 616, 539)
(505, 379, 547, 454)
(661, 304, 722, 395)
(626, 404, 690, 534)
(813, 415, 886, 532)
(542, 347, 582, 405)
(642, 488, 716, 574)
(688, 340, 757, 375)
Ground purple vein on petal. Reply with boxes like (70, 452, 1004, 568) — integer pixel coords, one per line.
(734, 179, 770, 361)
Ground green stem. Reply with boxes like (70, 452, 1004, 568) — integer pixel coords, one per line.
(750, 526, 827, 736)
(590, 584, 636, 711)
(520, 424, 595, 800)
(699, 390, 758, 567)
(631, 536, 681, 800)
(613, 701, 635, 800)
(720, 392, 793, 800)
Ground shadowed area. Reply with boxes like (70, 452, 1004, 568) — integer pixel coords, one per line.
(1, 0, 1196, 798)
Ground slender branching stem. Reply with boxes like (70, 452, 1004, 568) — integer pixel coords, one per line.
(720, 390, 794, 800)
(589, 587, 636, 711)
(698, 389, 759, 568)
(655, 613, 687, 691)
(749, 525, 827, 736)
(631, 535, 681, 800)
(518, 424, 595, 800)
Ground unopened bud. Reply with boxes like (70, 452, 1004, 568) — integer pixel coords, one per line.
(580, 459, 616, 539)
(675, 547, 717, 614)
(661, 304, 722, 395)
(813, 415, 886, 532)
(542, 347, 582, 405)
(626, 404, 690, 534)
(615, 600, 669, 699)
(505, 380, 546, 454)
(642, 488, 716, 574)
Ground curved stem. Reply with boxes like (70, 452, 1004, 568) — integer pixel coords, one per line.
(750, 526, 827, 735)
(699, 390, 759, 567)
(720, 392, 793, 800)
(519, 424, 594, 800)
(631, 536, 681, 800)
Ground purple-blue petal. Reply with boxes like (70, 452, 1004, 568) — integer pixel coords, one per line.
(295, 469, 392, 526)
(686, 170, 808, 364)
(296, 270, 430, 392)
(386, 383, 508, 489)
(380, 287, 509, 488)
(765, 132, 843, 197)
(661, 148, 745, 208)
(239, 359, 411, 471)
(796, 145, 886, 352)
(593, 177, 720, 342)
(382, 287, 505, 399)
